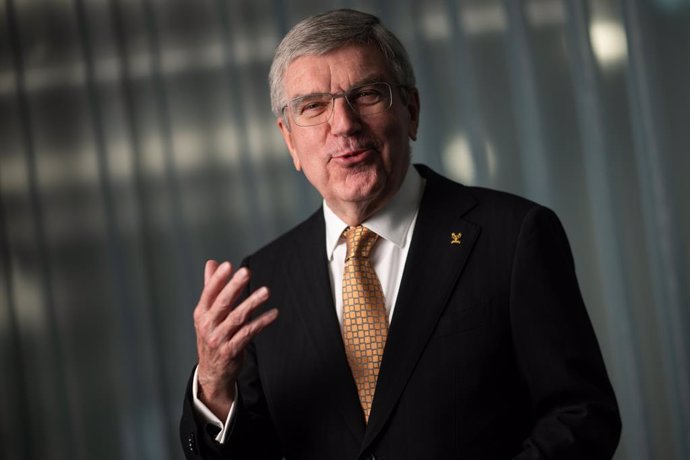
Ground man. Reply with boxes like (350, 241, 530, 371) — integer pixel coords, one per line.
(180, 8, 621, 460)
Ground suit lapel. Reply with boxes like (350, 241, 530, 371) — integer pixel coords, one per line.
(284, 211, 366, 441)
(362, 167, 481, 450)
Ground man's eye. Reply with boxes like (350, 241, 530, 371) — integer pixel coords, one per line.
(298, 101, 329, 115)
(351, 88, 382, 103)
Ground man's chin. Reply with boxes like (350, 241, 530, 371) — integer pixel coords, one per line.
(340, 176, 384, 201)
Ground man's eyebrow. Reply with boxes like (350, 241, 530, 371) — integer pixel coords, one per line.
(350, 75, 388, 87)
(287, 75, 390, 102)
(286, 90, 329, 103)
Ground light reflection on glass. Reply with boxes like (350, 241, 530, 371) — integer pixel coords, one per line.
(525, 0, 565, 27)
(443, 133, 475, 184)
(461, 3, 507, 35)
(420, 4, 452, 40)
(589, 20, 628, 67)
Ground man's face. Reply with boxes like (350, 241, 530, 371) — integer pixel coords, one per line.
(277, 44, 420, 221)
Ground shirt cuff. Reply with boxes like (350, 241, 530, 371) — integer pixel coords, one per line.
(191, 366, 237, 444)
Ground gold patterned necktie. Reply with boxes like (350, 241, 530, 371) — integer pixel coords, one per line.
(342, 225, 388, 422)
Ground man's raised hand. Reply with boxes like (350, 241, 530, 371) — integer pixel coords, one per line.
(193, 260, 278, 420)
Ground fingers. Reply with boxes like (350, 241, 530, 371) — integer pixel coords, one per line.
(208, 285, 273, 346)
(195, 261, 275, 347)
(197, 261, 233, 312)
(204, 260, 220, 286)
(204, 267, 252, 325)
(227, 308, 278, 351)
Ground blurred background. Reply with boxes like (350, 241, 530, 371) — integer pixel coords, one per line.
(1, 0, 688, 459)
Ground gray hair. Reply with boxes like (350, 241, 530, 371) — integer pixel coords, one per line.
(268, 9, 416, 117)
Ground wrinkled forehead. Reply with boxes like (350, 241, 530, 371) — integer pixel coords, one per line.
(281, 43, 394, 100)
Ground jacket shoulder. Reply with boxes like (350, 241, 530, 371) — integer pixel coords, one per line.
(245, 208, 324, 265)
(416, 163, 541, 219)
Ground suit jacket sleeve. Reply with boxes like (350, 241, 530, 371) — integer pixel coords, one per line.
(510, 206, 621, 459)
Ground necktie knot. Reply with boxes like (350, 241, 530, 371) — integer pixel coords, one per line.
(345, 225, 379, 260)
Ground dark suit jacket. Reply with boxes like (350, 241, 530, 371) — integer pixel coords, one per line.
(180, 165, 621, 460)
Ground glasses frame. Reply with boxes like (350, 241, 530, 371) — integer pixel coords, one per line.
(281, 81, 401, 128)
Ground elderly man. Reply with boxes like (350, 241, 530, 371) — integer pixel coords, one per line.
(180, 8, 621, 460)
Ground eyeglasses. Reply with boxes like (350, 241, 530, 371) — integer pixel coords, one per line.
(282, 82, 395, 128)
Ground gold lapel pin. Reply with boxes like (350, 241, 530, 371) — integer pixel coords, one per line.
(450, 232, 463, 245)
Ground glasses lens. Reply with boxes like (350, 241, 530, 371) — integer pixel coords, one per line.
(288, 82, 393, 127)
(347, 83, 392, 115)
(290, 94, 333, 126)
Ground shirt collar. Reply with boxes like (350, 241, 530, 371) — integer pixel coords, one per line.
(323, 166, 425, 261)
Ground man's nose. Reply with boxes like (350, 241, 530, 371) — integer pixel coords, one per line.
(329, 97, 361, 136)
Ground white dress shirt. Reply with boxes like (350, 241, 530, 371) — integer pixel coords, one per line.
(193, 166, 425, 443)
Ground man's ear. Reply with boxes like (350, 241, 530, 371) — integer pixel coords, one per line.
(406, 88, 420, 141)
(277, 117, 301, 171)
